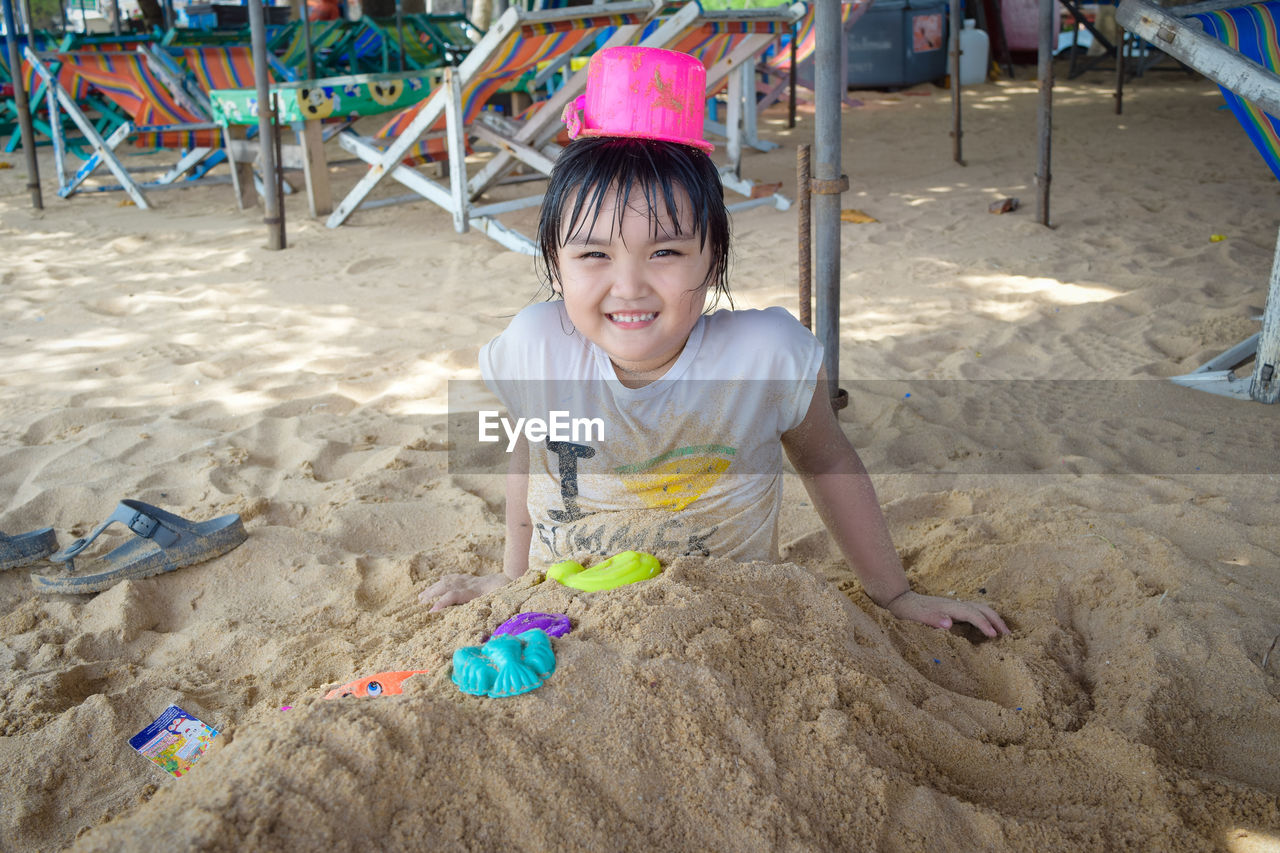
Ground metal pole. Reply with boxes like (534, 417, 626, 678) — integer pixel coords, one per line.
(949, 0, 964, 164)
(1035, 0, 1054, 226)
(57, 0, 66, 33)
(3, 0, 42, 209)
(1114, 29, 1124, 114)
(111, 0, 121, 34)
(395, 0, 405, 72)
(798, 143, 811, 330)
(250, 0, 284, 249)
(814, 0, 846, 409)
(302, 2, 315, 79)
(788, 20, 797, 128)
(272, 94, 287, 248)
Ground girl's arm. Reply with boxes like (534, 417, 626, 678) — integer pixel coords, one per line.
(781, 369, 1008, 637)
(420, 433, 531, 611)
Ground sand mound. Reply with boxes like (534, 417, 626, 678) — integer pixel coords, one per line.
(70, 551, 1279, 851)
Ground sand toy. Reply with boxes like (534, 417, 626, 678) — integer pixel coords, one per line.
(547, 551, 661, 592)
(452, 629, 555, 699)
(324, 669, 430, 699)
(492, 612, 572, 639)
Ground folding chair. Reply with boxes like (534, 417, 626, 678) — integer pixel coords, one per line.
(271, 18, 348, 77)
(23, 46, 224, 208)
(325, 1, 662, 253)
(1116, 0, 1280, 403)
(755, 0, 868, 112)
(411, 12, 483, 64)
(637, 1, 805, 206)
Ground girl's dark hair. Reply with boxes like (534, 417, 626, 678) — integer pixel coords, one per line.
(537, 137, 731, 307)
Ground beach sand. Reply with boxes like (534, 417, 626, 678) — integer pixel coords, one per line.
(1, 62, 1278, 851)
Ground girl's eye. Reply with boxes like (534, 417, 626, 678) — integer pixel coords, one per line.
(652, 249, 681, 258)
(578, 251, 607, 260)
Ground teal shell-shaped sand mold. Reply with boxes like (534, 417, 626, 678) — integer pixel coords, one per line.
(451, 629, 556, 698)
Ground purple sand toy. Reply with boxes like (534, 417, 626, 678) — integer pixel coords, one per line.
(493, 612, 572, 639)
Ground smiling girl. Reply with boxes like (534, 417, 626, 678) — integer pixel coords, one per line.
(421, 48, 1006, 638)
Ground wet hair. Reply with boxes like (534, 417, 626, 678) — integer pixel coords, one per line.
(536, 137, 731, 308)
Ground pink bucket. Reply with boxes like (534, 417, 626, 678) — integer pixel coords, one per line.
(561, 46, 713, 152)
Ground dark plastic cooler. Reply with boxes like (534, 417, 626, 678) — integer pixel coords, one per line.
(846, 0, 949, 89)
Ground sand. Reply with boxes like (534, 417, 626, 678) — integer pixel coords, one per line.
(1, 62, 1278, 851)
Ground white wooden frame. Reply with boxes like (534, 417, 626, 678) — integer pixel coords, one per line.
(1117, 0, 1280, 402)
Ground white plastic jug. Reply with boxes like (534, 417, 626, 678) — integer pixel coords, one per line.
(958, 19, 990, 85)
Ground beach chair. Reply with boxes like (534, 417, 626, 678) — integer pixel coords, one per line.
(2, 31, 128, 155)
(637, 1, 804, 203)
(754, 0, 868, 112)
(1116, 0, 1280, 403)
(23, 46, 224, 208)
(411, 12, 483, 65)
(271, 17, 348, 76)
(325, 1, 662, 252)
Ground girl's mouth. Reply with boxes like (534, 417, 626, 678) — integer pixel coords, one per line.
(607, 312, 658, 327)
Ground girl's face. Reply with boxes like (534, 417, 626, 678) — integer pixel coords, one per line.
(557, 187, 712, 388)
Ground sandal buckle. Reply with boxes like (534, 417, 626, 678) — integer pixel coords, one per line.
(128, 512, 160, 539)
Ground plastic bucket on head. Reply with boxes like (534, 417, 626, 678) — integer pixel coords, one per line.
(561, 46, 714, 152)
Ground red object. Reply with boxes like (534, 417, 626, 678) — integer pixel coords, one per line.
(308, 0, 340, 21)
(1, 84, 13, 98)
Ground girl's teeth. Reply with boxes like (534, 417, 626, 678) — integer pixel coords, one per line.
(611, 313, 655, 323)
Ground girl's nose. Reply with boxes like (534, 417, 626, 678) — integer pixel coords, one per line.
(610, 262, 649, 299)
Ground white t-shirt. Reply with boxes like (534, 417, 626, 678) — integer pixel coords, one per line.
(480, 301, 823, 570)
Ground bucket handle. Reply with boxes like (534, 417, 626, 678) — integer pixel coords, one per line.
(560, 95, 586, 140)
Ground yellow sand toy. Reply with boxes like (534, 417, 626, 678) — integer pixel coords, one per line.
(547, 551, 661, 592)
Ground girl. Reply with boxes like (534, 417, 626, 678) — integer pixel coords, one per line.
(422, 47, 1006, 638)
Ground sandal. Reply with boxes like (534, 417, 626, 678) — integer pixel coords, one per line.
(0, 527, 58, 571)
(31, 500, 247, 594)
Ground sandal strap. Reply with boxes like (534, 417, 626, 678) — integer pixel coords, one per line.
(52, 501, 182, 566)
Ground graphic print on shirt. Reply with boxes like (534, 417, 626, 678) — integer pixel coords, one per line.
(538, 438, 730, 561)
(614, 444, 737, 511)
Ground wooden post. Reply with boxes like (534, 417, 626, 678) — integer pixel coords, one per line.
(299, 119, 332, 217)
(1035, 0, 1054, 227)
(950, 0, 963, 165)
(1114, 29, 1125, 114)
(225, 124, 257, 210)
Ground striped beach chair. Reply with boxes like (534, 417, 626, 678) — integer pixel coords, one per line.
(1190, 0, 1280, 180)
(327, 1, 662, 253)
(23, 46, 223, 208)
(755, 0, 868, 112)
(1116, 0, 1280, 403)
(636, 1, 805, 205)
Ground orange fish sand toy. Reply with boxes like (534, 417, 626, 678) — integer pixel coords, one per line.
(324, 670, 429, 699)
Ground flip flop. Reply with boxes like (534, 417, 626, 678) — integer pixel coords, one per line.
(0, 527, 58, 571)
(31, 500, 247, 595)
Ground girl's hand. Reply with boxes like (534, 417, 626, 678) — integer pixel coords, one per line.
(418, 573, 508, 611)
(883, 590, 1010, 638)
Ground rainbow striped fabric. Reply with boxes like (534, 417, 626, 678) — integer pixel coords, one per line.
(1192, 0, 1280, 180)
(181, 46, 276, 93)
(58, 52, 215, 149)
(377, 11, 643, 163)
